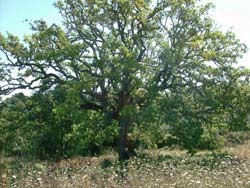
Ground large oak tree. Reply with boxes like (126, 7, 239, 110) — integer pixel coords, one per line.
(0, 0, 247, 160)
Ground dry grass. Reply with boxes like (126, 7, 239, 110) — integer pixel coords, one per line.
(1, 142, 250, 188)
(223, 140, 250, 160)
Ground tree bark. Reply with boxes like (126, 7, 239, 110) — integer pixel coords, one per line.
(118, 115, 130, 160)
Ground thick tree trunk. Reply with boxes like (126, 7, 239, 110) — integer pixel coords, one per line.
(116, 83, 133, 160)
(118, 116, 130, 160)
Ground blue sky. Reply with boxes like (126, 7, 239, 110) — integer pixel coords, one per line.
(0, 0, 250, 67)
(0, 0, 61, 35)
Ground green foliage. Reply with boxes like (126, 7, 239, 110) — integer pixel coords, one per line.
(0, 88, 119, 159)
(0, 93, 30, 156)
(198, 130, 225, 150)
(65, 112, 118, 157)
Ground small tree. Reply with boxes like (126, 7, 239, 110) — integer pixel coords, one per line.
(0, 0, 247, 160)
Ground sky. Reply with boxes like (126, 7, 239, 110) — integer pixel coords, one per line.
(207, 0, 250, 68)
(0, 0, 250, 67)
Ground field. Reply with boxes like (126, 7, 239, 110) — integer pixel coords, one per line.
(1, 140, 250, 188)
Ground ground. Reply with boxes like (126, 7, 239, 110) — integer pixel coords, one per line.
(0, 140, 250, 188)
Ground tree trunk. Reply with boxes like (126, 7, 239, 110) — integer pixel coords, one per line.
(118, 116, 130, 160)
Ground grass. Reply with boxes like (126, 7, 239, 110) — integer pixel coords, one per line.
(1, 141, 250, 188)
